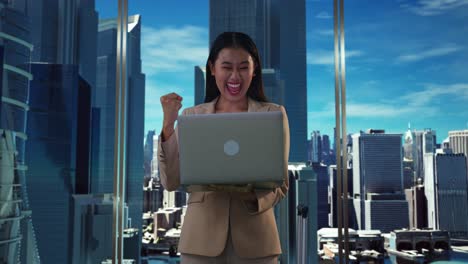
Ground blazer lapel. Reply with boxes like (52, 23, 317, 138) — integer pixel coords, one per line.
(248, 97, 263, 112)
(198, 97, 218, 114)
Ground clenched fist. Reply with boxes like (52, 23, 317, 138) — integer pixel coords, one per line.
(160, 92, 183, 140)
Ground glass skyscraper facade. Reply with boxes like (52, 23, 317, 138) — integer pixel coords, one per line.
(26, 63, 91, 263)
(27, 0, 98, 88)
(0, 1, 40, 263)
(352, 132, 409, 232)
(194, 65, 206, 105)
(425, 153, 468, 236)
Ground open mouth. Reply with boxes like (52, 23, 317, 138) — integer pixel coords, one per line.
(226, 83, 241, 95)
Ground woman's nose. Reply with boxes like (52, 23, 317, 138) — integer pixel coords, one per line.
(229, 69, 241, 79)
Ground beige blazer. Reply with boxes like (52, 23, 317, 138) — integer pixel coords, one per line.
(157, 97, 290, 258)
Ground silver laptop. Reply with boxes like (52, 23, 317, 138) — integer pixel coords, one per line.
(177, 111, 286, 188)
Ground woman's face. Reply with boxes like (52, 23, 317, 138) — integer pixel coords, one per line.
(210, 47, 256, 104)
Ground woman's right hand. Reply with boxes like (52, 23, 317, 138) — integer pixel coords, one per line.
(160, 92, 183, 140)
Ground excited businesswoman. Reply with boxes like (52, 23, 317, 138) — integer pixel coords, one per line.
(158, 32, 290, 263)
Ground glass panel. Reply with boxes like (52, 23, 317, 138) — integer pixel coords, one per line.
(0, 0, 121, 263)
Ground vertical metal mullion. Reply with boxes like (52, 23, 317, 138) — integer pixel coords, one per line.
(112, 0, 122, 262)
(339, 0, 349, 262)
(333, 0, 343, 263)
(113, 0, 128, 263)
(119, 1, 128, 262)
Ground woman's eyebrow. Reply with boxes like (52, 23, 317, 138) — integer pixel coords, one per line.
(221, 61, 250, 65)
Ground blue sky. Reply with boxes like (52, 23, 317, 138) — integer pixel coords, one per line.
(96, 0, 468, 143)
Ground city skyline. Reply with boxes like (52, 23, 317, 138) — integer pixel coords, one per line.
(2, 1, 468, 263)
(94, 0, 468, 144)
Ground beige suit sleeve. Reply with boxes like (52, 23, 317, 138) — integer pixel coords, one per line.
(250, 105, 290, 215)
(157, 109, 188, 191)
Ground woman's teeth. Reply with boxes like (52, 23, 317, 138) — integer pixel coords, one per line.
(227, 83, 241, 95)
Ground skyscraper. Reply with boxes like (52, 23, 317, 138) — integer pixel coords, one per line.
(0, 1, 40, 262)
(405, 184, 427, 229)
(26, 63, 91, 263)
(321, 134, 333, 165)
(194, 65, 206, 105)
(209, 0, 273, 68)
(449, 130, 468, 157)
(352, 131, 409, 232)
(208, 0, 307, 162)
(322, 135, 330, 154)
(144, 130, 156, 178)
(27, 0, 98, 88)
(92, 15, 145, 263)
(311, 131, 322, 163)
(262, 68, 284, 106)
(424, 152, 468, 236)
(71, 194, 137, 264)
(328, 165, 356, 229)
(312, 162, 329, 229)
(403, 128, 436, 182)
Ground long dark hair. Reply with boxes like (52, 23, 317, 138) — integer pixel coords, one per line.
(204, 32, 268, 103)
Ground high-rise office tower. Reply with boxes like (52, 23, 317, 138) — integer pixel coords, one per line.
(424, 152, 468, 235)
(71, 194, 137, 264)
(403, 127, 414, 160)
(402, 159, 414, 189)
(209, 0, 273, 68)
(311, 131, 322, 163)
(143, 179, 163, 213)
(320, 134, 331, 165)
(276, 165, 317, 263)
(449, 130, 468, 157)
(26, 64, 91, 263)
(353, 132, 403, 194)
(405, 184, 427, 229)
(403, 128, 436, 182)
(163, 189, 187, 209)
(194, 65, 206, 105)
(327, 165, 356, 229)
(322, 135, 330, 154)
(208, 0, 307, 162)
(352, 131, 409, 232)
(151, 134, 159, 179)
(92, 15, 145, 263)
(312, 163, 329, 229)
(27, 0, 98, 88)
(0, 1, 40, 262)
(144, 130, 156, 178)
(262, 68, 284, 105)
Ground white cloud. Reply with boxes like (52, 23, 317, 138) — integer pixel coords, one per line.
(402, 0, 468, 16)
(316, 11, 332, 19)
(316, 29, 334, 36)
(309, 83, 468, 119)
(309, 102, 433, 119)
(401, 83, 468, 105)
(141, 25, 208, 75)
(308, 50, 364, 65)
(396, 45, 462, 62)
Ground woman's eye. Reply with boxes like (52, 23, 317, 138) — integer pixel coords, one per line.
(222, 67, 232, 70)
(240, 67, 248, 70)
